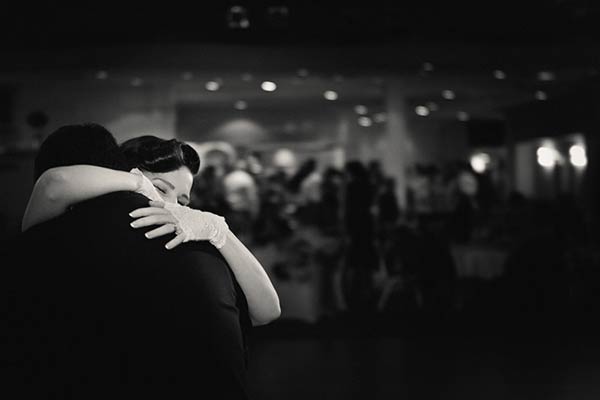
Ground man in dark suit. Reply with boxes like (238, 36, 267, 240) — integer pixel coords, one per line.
(4, 124, 251, 399)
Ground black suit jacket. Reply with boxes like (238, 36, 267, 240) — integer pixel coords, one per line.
(4, 192, 251, 399)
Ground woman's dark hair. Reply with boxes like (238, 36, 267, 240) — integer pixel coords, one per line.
(34, 123, 127, 181)
(119, 135, 200, 175)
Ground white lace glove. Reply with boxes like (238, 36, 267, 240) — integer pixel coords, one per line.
(163, 202, 229, 249)
(130, 168, 163, 202)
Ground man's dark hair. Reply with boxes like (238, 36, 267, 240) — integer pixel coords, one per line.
(120, 135, 200, 175)
(34, 123, 127, 181)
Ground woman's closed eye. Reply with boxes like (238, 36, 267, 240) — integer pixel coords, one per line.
(154, 185, 167, 195)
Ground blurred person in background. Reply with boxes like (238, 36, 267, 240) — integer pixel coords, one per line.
(340, 160, 379, 317)
(376, 177, 401, 238)
(222, 158, 261, 241)
(317, 166, 345, 235)
(288, 157, 322, 225)
(447, 161, 479, 243)
(191, 164, 229, 216)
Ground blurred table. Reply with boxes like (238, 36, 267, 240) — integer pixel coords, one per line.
(451, 244, 508, 280)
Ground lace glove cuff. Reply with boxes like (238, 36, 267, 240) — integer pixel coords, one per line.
(130, 168, 163, 202)
(163, 203, 229, 249)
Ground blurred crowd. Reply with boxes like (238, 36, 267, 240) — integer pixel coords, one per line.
(189, 148, 599, 326)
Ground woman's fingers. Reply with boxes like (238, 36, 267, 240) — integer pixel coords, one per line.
(129, 206, 170, 219)
(165, 234, 185, 250)
(144, 223, 177, 239)
(130, 214, 176, 228)
(149, 200, 166, 208)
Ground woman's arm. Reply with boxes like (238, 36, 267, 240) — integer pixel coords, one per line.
(130, 202, 281, 326)
(22, 165, 143, 231)
(217, 230, 281, 326)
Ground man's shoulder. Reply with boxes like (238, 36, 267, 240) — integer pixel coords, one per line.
(62, 192, 150, 242)
(75, 191, 149, 213)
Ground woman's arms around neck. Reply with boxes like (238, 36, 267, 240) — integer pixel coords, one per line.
(22, 165, 142, 231)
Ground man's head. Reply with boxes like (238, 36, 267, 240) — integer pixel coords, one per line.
(34, 123, 127, 181)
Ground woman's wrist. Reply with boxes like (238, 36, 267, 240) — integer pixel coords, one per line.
(132, 172, 144, 192)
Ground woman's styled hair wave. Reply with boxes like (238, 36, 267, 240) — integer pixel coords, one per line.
(120, 135, 200, 175)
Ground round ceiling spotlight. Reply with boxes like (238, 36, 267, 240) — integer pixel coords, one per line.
(234, 100, 248, 110)
(205, 81, 220, 91)
(354, 105, 368, 115)
(537, 146, 558, 168)
(493, 70, 507, 80)
(534, 90, 548, 101)
(358, 116, 373, 127)
(415, 106, 430, 117)
(323, 90, 338, 101)
(537, 71, 556, 81)
(457, 111, 470, 121)
(227, 5, 250, 29)
(441, 90, 455, 100)
(261, 81, 277, 92)
(470, 153, 491, 173)
(569, 144, 587, 168)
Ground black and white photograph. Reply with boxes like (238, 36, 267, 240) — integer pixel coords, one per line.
(2, 1, 600, 399)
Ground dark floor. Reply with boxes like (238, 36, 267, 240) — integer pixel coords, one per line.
(246, 312, 600, 400)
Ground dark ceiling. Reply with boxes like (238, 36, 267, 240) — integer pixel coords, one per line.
(2, 0, 600, 49)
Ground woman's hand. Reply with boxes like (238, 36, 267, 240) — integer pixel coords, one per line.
(129, 200, 186, 249)
(130, 168, 163, 202)
(131, 200, 229, 249)
(162, 202, 229, 249)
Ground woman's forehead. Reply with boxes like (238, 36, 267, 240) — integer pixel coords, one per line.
(148, 168, 193, 193)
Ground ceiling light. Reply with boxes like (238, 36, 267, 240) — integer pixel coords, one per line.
(537, 146, 558, 168)
(415, 106, 430, 116)
(358, 116, 373, 127)
(457, 111, 470, 121)
(535, 90, 548, 100)
(227, 5, 250, 29)
(234, 100, 248, 110)
(470, 153, 491, 173)
(423, 62, 434, 72)
(441, 90, 455, 100)
(493, 70, 506, 80)
(261, 81, 277, 92)
(205, 81, 220, 91)
(537, 71, 555, 81)
(354, 105, 368, 115)
(323, 90, 338, 100)
(569, 144, 587, 168)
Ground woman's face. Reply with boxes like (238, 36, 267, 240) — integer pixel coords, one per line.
(144, 167, 194, 206)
